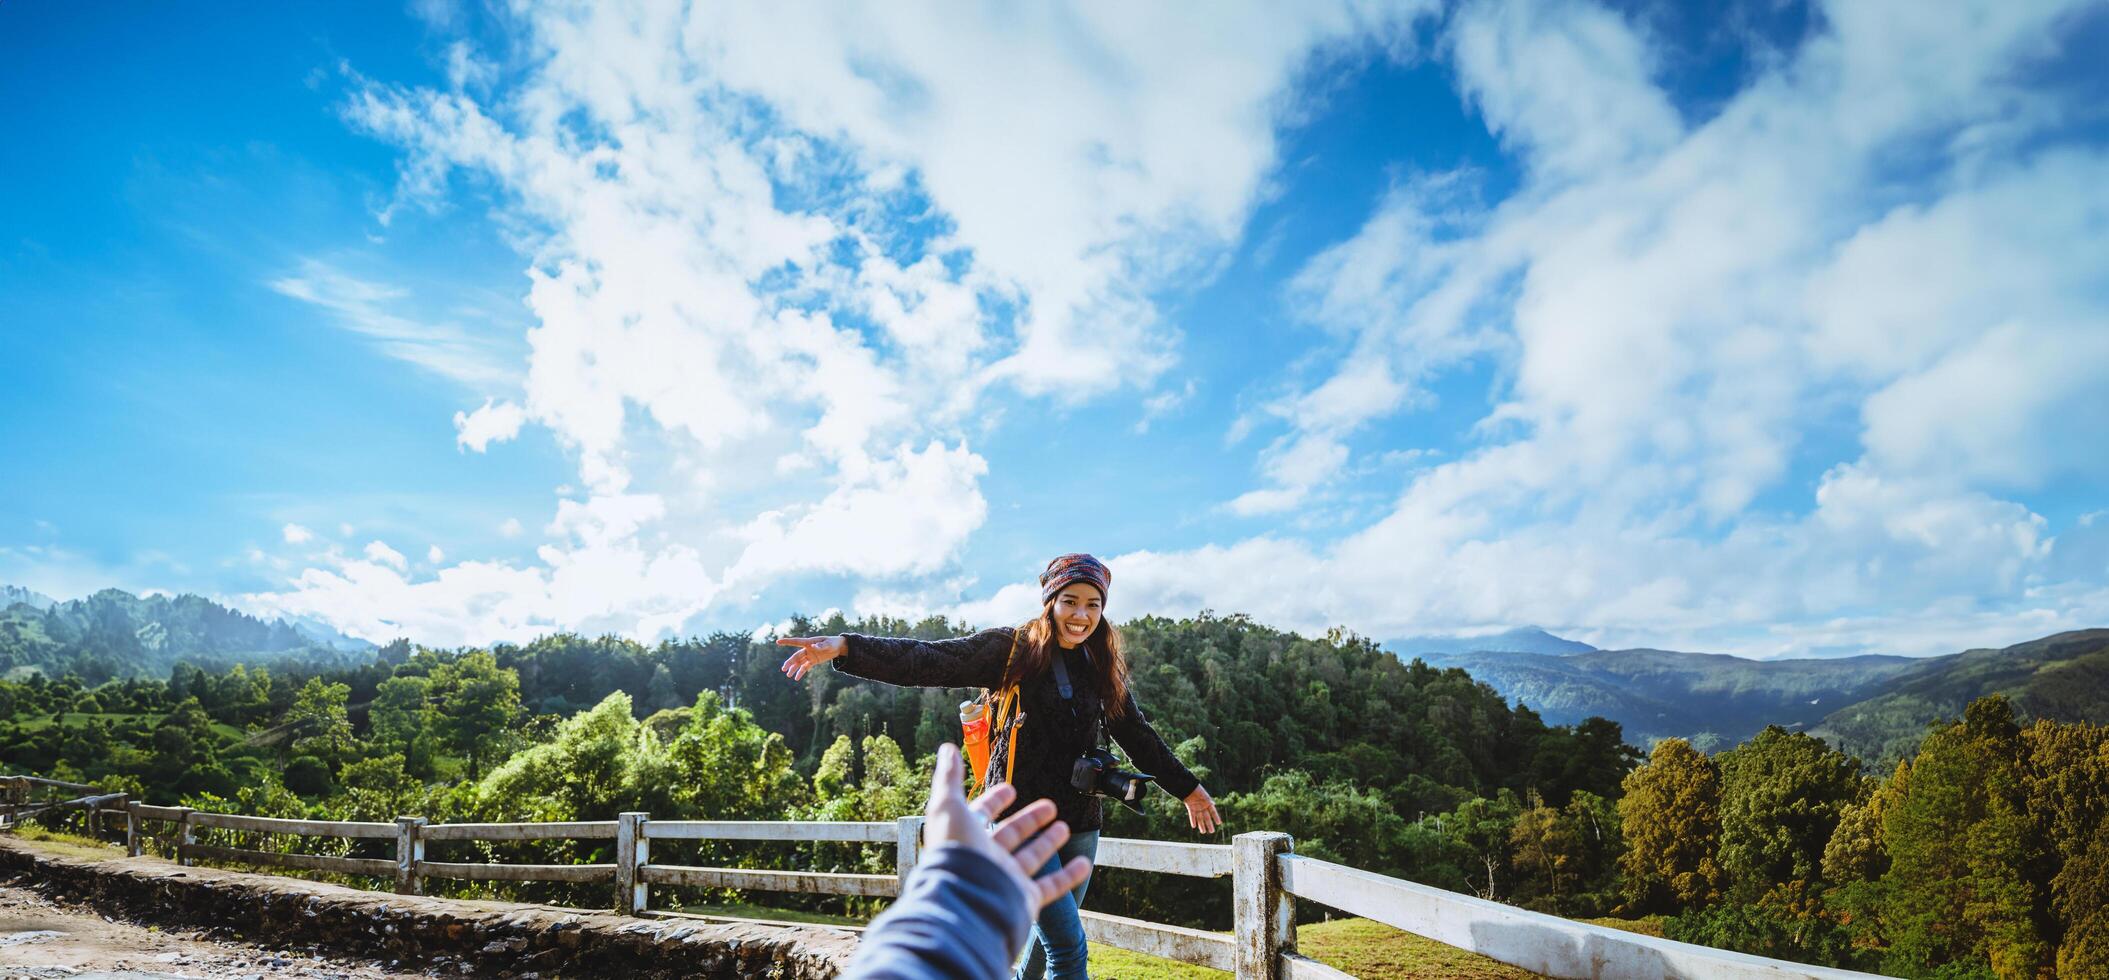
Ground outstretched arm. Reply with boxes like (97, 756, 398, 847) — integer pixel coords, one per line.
(780, 628, 1012, 690)
(1107, 691, 1220, 833)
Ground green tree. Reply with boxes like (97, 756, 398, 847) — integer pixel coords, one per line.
(1823, 761, 1901, 886)
(283, 755, 334, 797)
(370, 674, 441, 778)
(1509, 798, 1584, 912)
(1716, 726, 1865, 896)
(429, 651, 523, 778)
(340, 752, 425, 822)
(645, 663, 680, 713)
(285, 677, 353, 765)
(2054, 822, 2109, 979)
(1618, 738, 1724, 913)
(370, 674, 431, 748)
(1880, 696, 2052, 978)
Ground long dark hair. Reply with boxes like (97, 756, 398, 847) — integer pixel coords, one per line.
(1001, 603, 1131, 720)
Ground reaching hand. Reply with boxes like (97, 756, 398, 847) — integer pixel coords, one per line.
(777, 635, 847, 681)
(924, 743, 1093, 912)
(1183, 785, 1222, 834)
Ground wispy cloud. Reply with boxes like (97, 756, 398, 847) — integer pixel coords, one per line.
(1141, 0, 2109, 657)
(270, 258, 520, 392)
(248, 0, 1432, 645)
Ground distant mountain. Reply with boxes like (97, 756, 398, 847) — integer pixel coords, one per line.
(1809, 629, 2109, 766)
(0, 586, 373, 682)
(1, 585, 57, 611)
(1417, 629, 2109, 767)
(1389, 626, 1597, 657)
(1417, 646, 1920, 751)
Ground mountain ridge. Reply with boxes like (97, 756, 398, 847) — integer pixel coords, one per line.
(1416, 629, 2109, 765)
(0, 584, 373, 682)
(1388, 625, 1598, 657)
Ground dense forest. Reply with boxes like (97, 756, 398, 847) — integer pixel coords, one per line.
(4, 611, 2106, 977)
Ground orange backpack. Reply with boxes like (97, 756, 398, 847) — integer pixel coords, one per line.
(962, 628, 1026, 792)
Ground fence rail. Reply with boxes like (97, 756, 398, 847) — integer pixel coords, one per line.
(2, 774, 1882, 979)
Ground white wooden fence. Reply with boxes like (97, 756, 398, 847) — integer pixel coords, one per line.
(4, 776, 1886, 979)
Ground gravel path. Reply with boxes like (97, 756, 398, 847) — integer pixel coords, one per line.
(0, 878, 429, 980)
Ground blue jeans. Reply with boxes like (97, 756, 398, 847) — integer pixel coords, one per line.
(1015, 830, 1099, 980)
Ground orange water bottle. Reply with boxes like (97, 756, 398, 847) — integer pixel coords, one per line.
(959, 699, 991, 787)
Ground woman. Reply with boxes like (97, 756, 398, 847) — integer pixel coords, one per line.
(780, 553, 1221, 980)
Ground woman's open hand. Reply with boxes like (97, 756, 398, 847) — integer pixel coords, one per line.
(778, 635, 847, 681)
(1183, 785, 1221, 834)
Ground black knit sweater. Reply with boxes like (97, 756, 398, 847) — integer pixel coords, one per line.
(836, 627, 1200, 833)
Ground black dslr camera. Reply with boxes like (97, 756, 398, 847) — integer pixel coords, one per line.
(1071, 748, 1154, 812)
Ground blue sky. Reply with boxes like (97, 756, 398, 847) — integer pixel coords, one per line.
(3, 0, 2105, 658)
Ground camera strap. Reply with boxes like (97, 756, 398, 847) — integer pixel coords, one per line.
(1050, 651, 1074, 699)
(1050, 650, 1108, 748)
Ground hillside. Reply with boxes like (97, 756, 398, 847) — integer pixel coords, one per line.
(1417, 646, 1919, 750)
(1390, 626, 1596, 657)
(1808, 628, 2109, 765)
(0, 586, 372, 683)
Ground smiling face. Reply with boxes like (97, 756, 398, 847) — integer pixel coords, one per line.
(1050, 582, 1104, 649)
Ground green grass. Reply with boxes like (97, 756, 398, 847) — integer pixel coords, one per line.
(11, 711, 242, 740)
(1294, 918, 1541, 980)
(1085, 942, 1228, 979)
(665, 904, 1673, 979)
(675, 901, 869, 926)
(16, 711, 154, 731)
(662, 900, 1673, 979)
(7, 824, 126, 861)
(1580, 915, 1666, 938)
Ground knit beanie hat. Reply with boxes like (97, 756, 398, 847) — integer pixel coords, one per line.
(1039, 553, 1111, 606)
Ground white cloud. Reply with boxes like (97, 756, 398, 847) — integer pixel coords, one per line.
(497, 518, 523, 538)
(1122, 0, 2109, 657)
(454, 398, 526, 452)
(270, 259, 520, 392)
(363, 541, 409, 571)
(281, 523, 314, 544)
(689, 1, 1434, 396)
(1134, 380, 1197, 435)
(427, 545, 445, 563)
(1446, 0, 1680, 182)
(247, 496, 720, 647)
(726, 441, 990, 584)
(254, 0, 1436, 645)
(243, 0, 2103, 657)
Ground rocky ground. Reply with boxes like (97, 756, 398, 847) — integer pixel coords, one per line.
(0, 878, 427, 980)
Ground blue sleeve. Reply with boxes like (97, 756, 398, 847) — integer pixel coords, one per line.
(841, 844, 1032, 980)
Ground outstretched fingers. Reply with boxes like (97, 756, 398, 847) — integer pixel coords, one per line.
(1010, 821, 1072, 876)
(988, 798, 1057, 852)
(1031, 856, 1093, 910)
(968, 783, 1017, 822)
(927, 744, 965, 805)
(776, 637, 822, 680)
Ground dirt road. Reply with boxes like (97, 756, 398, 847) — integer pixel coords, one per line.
(0, 878, 428, 980)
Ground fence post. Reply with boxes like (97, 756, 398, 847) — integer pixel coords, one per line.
(1233, 832, 1294, 980)
(124, 799, 141, 857)
(395, 816, 427, 896)
(895, 815, 924, 884)
(107, 794, 129, 847)
(173, 807, 196, 866)
(115, 792, 138, 855)
(617, 812, 648, 915)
